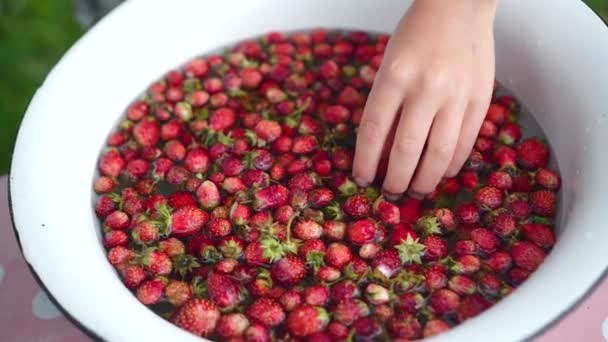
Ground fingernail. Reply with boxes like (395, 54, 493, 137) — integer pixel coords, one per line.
(382, 190, 401, 202)
(408, 190, 424, 200)
(354, 177, 371, 187)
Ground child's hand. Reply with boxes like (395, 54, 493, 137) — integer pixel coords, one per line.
(352, 0, 497, 199)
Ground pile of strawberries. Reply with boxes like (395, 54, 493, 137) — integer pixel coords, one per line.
(94, 29, 559, 341)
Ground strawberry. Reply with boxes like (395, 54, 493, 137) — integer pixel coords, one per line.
(96, 195, 116, 218)
(222, 177, 246, 194)
(488, 171, 513, 190)
(104, 210, 130, 230)
(535, 168, 560, 190)
(359, 242, 380, 259)
(288, 172, 316, 191)
(451, 255, 481, 274)
(287, 305, 329, 337)
(453, 240, 478, 256)
(521, 223, 556, 248)
(99, 150, 126, 178)
(373, 196, 400, 225)
(321, 105, 350, 124)
(331, 280, 360, 302)
(475, 186, 503, 210)
(308, 187, 335, 208)
(372, 248, 401, 278)
(184, 147, 210, 174)
(389, 224, 418, 246)
(448, 275, 477, 295)
(196, 180, 220, 209)
(511, 241, 546, 271)
(323, 221, 346, 241)
(485, 252, 512, 273)
(498, 122, 522, 145)
(244, 324, 270, 342)
(247, 298, 286, 327)
(325, 242, 353, 269)
(387, 314, 422, 340)
(292, 135, 317, 154)
(508, 267, 531, 286)
(164, 205, 208, 236)
(132, 221, 159, 244)
(108, 246, 135, 265)
(207, 272, 243, 309)
(478, 120, 497, 137)
(304, 285, 330, 306)
(456, 203, 480, 224)
(348, 219, 377, 245)
(104, 230, 128, 248)
(209, 108, 236, 131)
(422, 235, 447, 261)
(470, 228, 499, 254)
(133, 118, 160, 147)
(271, 255, 306, 286)
(253, 185, 289, 211)
(294, 219, 323, 240)
(428, 288, 460, 315)
(94, 176, 116, 194)
(490, 211, 517, 237)
(423, 319, 451, 338)
(457, 294, 492, 322)
(334, 299, 370, 325)
(207, 218, 232, 238)
(142, 250, 172, 275)
(173, 299, 220, 337)
(165, 280, 192, 307)
(342, 194, 371, 218)
(280, 290, 302, 312)
(255, 119, 282, 142)
(121, 265, 146, 289)
(529, 190, 556, 216)
(485, 103, 509, 124)
(517, 138, 549, 169)
(136, 278, 165, 305)
(478, 273, 501, 297)
(493, 145, 517, 169)
(168, 191, 197, 209)
(242, 169, 270, 188)
(424, 264, 448, 290)
(217, 313, 250, 338)
(365, 283, 390, 305)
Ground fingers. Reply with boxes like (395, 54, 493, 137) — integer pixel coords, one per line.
(352, 76, 405, 186)
(445, 100, 488, 177)
(409, 99, 467, 195)
(381, 96, 439, 198)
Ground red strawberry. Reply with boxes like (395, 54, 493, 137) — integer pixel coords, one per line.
(456, 203, 480, 224)
(348, 219, 377, 245)
(478, 273, 501, 297)
(508, 267, 531, 286)
(389, 224, 418, 246)
(308, 188, 335, 208)
(517, 138, 549, 169)
(511, 241, 546, 271)
(425, 264, 448, 290)
(121, 265, 146, 289)
(168, 192, 197, 209)
(475, 186, 503, 210)
(169, 206, 208, 236)
(493, 145, 517, 169)
(136, 278, 165, 305)
(173, 299, 220, 337)
(280, 290, 302, 312)
(207, 272, 242, 309)
(255, 119, 282, 142)
(490, 211, 517, 237)
(104, 210, 130, 230)
(99, 149, 126, 177)
(457, 295, 492, 322)
(165, 280, 192, 307)
(222, 157, 245, 176)
(291, 135, 317, 154)
(321, 105, 350, 124)
(288, 172, 316, 191)
(325, 242, 353, 269)
(96, 195, 116, 218)
(485, 252, 512, 273)
(304, 285, 330, 306)
(132, 221, 159, 244)
(244, 323, 270, 342)
(253, 185, 289, 211)
(184, 147, 210, 174)
(423, 319, 451, 338)
(478, 120, 497, 137)
(207, 218, 232, 238)
(342, 194, 371, 218)
(94, 176, 116, 194)
(294, 219, 323, 240)
(247, 298, 286, 327)
(451, 255, 481, 274)
(521, 223, 556, 248)
(373, 196, 400, 225)
(453, 240, 478, 256)
(485, 103, 509, 124)
(287, 305, 329, 337)
(323, 221, 346, 241)
(498, 123, 522, 146)
(133, 118, 160, 147)
(196, 180, 220, 209)
(372, 248, 401, 278)
(334, 299, 370, 325)
(428, 288, 461, 315)
(209, 108, 236, 131)
(108, 246, 135, 265)
(448, 275, 476, 295)
(535, 168, 560, 190)
(271, 255, 306, 286)
(388, 314, 422, 340)
(104, 230, 128, 248)
(142, 250, 172, 275)
(529, 190, 556, 216)
(488, 171, 513, 190)
(222, 177, 246, 194)
(423, 235, 448, 261)
(470, 228, 498, 254)
(216, 313, 250, 338)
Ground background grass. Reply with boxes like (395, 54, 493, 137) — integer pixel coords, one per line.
(0, 0, 606, 175)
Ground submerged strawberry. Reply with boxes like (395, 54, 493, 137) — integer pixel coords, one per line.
(173, 299, 220, 337)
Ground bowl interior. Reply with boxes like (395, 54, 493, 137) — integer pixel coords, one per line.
(10, 0, 608, 341)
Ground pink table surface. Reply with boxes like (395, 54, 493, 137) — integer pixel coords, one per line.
(0, 176, 606, 341)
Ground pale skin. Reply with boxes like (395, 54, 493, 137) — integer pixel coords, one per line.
(352, 0, 498, 200)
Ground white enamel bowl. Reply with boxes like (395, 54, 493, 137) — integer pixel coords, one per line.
(9, 0, 608, 341)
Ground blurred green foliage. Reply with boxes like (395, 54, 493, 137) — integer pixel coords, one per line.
(0, 0, 606, 175)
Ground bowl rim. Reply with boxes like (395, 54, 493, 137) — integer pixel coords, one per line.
(7, 1, 608, 341)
